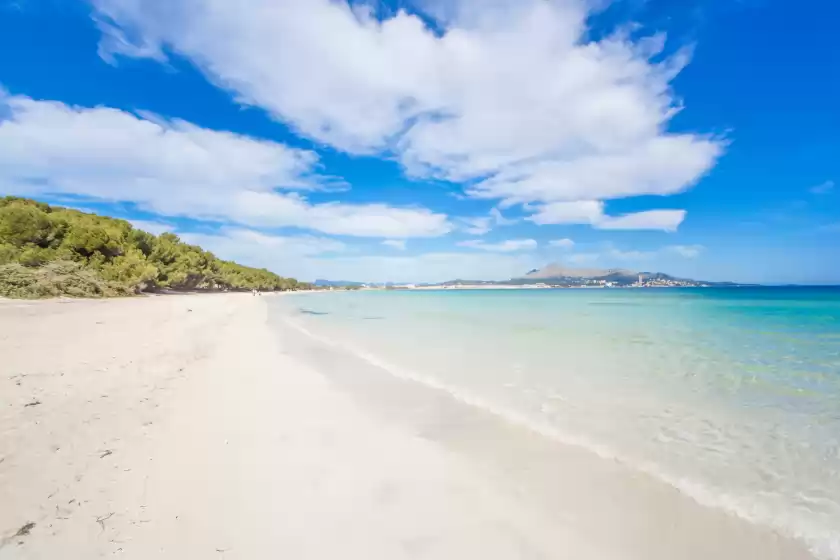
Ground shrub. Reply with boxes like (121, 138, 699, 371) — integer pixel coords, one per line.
(0, 196, 312, 298)
(0, 261, 130, 299)
(0, 243, 18, 265)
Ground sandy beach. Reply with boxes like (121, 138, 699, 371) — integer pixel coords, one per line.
(0, 293, 817, 559)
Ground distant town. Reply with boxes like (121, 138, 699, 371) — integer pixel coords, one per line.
(313, 266, 733, 291)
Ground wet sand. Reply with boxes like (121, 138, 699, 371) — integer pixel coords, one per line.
(0, 294, 816, 559)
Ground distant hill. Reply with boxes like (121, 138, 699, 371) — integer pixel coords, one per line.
(439, 279, 500, 286)
(410, 264, 739, 288)
(506, 264, 735, 287)
(308, 266, 743, 291)
(314, 279, 366, 287)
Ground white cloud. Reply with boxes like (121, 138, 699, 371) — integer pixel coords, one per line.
(230, 192, 450, 238)
(461, 216, 493, 235)
(96, 18, 167, 64)
(597, 210, 686, 232)
(382, 239, 407, 250)
(301, 252, 541, 283)
(128, 219, 174, 235)
(457, 238, 537, 252)
(528, 200, 605, 225)
(490, 207, 516, 226)
(306, 252, 545, 282)
(173, 229, 700, 283)
(175, 226, 540, 281)
(0, 92, 319, 190)
(92, 0, 723, 216)
(466, 137, 722, 205)
(549, 238, 575, 249)
(0, 93, 450, 238)
(666, 244, 704, 258)
(179, 227, 345, 265)
(459, 206, 517, 235)
(810, 180, 834, 195)
(527, 201, 686, 231)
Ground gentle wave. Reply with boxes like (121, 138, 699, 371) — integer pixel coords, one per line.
(283, 315, 840, 559)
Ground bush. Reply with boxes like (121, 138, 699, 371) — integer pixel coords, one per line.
(0, 243, 17, 265)
(0, 197, 312, 298)
(0, 261, 132, 299)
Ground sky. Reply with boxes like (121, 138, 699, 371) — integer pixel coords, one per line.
(0, 0, 837, 284)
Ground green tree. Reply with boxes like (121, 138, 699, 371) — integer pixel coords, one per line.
(0, 204, 57, 248)
(0, 197, 308, 298)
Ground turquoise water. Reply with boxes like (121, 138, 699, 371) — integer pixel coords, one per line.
(275, 288, 840, 557)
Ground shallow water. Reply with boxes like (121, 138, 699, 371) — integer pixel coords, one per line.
(273, 288, 840, 558)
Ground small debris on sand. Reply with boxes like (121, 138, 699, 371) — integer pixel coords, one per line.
(95, 513, 114, 531)
(15, 522, 35, 537)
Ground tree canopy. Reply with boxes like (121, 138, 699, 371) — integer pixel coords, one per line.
(0, 197, 310, 298)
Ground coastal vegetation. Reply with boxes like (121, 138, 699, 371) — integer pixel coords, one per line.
(0, 197, 309, 298)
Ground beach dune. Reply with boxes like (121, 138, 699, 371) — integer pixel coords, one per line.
(0, 294, 815, 559)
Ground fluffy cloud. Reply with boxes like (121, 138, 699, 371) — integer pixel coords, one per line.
(0, 93, 450, 238)
(307, 252, 542, 283)
(231, 193, 451, 238)
(461, 216, 494, 235)
(382, 239, 407, 250)
(466, 137, 722, 205)
(0, 92, 318, 191)
(93, 0, 723, 213)
(457, 238, 538, 252)
(528, 200, 605, 225)
(460, 207, 517, 235)
(490, 207, 517, 226)
(179, 228, 346, 263)
(527, 201, 685, 232)
(177, 227, 541, 282)
(549, 238, 575, 249)
(598, 210, 686, 232)
(170, 230, 700, 283)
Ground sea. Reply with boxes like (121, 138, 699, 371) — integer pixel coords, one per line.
(272, 287, 840, 558)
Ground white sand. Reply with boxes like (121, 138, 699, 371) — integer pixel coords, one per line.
(0, 294, 815, 559)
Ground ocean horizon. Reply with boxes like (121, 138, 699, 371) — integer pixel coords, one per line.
(274, 287, 840, 558)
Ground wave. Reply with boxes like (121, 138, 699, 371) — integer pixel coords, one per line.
(283, 316, 840, 559)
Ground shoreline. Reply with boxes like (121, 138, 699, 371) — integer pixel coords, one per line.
(1, 294, 818, 559)
(273, 304, 822, 560)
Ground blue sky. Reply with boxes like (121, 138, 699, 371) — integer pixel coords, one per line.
(0, 0, 837, 284)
